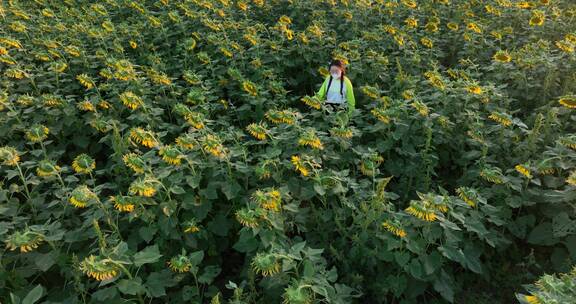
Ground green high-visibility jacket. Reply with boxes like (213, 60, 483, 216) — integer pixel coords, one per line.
(314, 75, 356, 116)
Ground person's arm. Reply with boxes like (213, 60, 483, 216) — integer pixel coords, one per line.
(344, 77, 355, 117)
(314, 76, 330, 100)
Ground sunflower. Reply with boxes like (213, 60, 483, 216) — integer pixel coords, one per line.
(159, 145, 184, 166)
(330, 127, 353, 139)
(109, 195, 135, 212)
(242, 81, 258, 96)
(405, 201, 437, 222)
(282, 282, 313, 304)
(251, 252, 281, 277)
(246, 122, 268, 140)
(447, 22, 459, 31)
(265, 109, 296, 125)
(77, 100, 96, 112)
(382, 221, 407, 238)
(456, 187, 479, 207)
(79, 255, 119, 281)
(175, 134, 195, 150)
(524, 295, 540, 304)
(558, 95, 576, 109)
(69, 185, 99, 208)
(405, 16, 418, 28)
(291, 155, 309, 176)
(120, 91, 143, 110)
(25, 124, 49, 142)
(36, 159, 61, 177)
(122, 152, 145, 174)
(235, 208, 261, 228)
(411, 100, 429, 117)
(129, 127, 158, 148)
(567, 171, 576, 186)
(76, 73, 95, 89)
(129, 177, 157, 197)
(72, 154, 95, 174)
(298, 129, 324, 150)
(5, 230, 44, 253)
(167, 254, 192, 273)
(420, 37, 433, 48)
(370, 106, 391, 123)
(480, 167, 505, 184)
(488, 112, 513, 127)
(252, 188, 282, 212)
(0, 146, 20, 166)
(529, 11, 545, 26)
(300, 96, 322, 110)
(201, 134, 227, 159)
(515, 164, 532, 179)
(493, 50, 512, 62)
(183, 219, 201, 233)
(466, 85, 483, 95)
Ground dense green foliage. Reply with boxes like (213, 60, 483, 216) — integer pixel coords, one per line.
(1, 0, 575, 303)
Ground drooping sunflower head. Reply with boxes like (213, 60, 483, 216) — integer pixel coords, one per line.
(128, 177, 158, 197)
(201, 134, 227, 159)
(109, 195, 135, 212)
(558, 95, 576, 110)
(159, 145, 184, 166)
(493, 50, 512, 63)
(26, 124, 49, 143)
(251, 252, 281, 277)
(456, 186, 479, 207)
(183, 218, 201, 233)
(282, 282, 313, 304)
(300, 96, 322, 110)
(79, 255, 119, 281)
(167, 254, 192, 273)
(405, 200, 437, 222)
(297, 129, 323, 150)
(5, 229, 44, 253)
(251, 188, 282, 212)
(480, 166, 505, 184)
(119, 91, 144, 110)
(567, 171, 576, 187)
(246, 122, 268, 141)
(36, 159, 61, 177)
(515, 163, 533, 179)
(0, 146, 20, 166)
(175, 134, 196, 150)
(69, 185, 99, 208)
(122, 152, 146, 174)
(129, 127, 158, 148)
(382, 220, 407, 238)
(235, 207, 262, 228)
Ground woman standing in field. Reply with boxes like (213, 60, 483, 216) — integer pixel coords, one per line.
(314, 59, 356, 118)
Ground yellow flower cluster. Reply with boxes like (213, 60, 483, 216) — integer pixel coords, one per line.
(382, 221, 407, 238)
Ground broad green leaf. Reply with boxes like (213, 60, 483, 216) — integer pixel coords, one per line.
(133, 245, 163, 267)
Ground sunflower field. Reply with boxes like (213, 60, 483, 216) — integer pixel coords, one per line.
(1, 0, 576, 303)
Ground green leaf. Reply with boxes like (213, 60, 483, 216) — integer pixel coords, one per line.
(233, 229, 259, 253)
(552, 212, 576, 238)
(133, 245, 163, 267)
(528, 222, 559, 246)
(34, 252, 56, 272)
(198, 265, 221, 284)
(422, 251, 443, 275)
(22, 285, 44, 304)
(146, 270, 175, 298)
(117, 278, 145, 295)
(221, 179, 241, 200)
(91, 287, 118, 301)
(139, 226, 158, 243)
(207, 213, 231, 237)
(433, 270, 454, 303)
(189, 250, 204, 266)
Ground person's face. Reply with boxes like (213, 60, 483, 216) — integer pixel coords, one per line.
(330, 66, 342, 78)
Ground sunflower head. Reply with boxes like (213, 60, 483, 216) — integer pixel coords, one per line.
(72, 154, 96, 174)
(37, 159, 61, 177)
(251, 252, 281, 277)
(79, 255, 119, 281)
(5, 229, 44, 253)
(69, 185, 99, 208)
(167, 254, 192, 273)
(109, 195, 135, 212)
(26, 124, 49, 142)
(0, 146, 20, 166)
